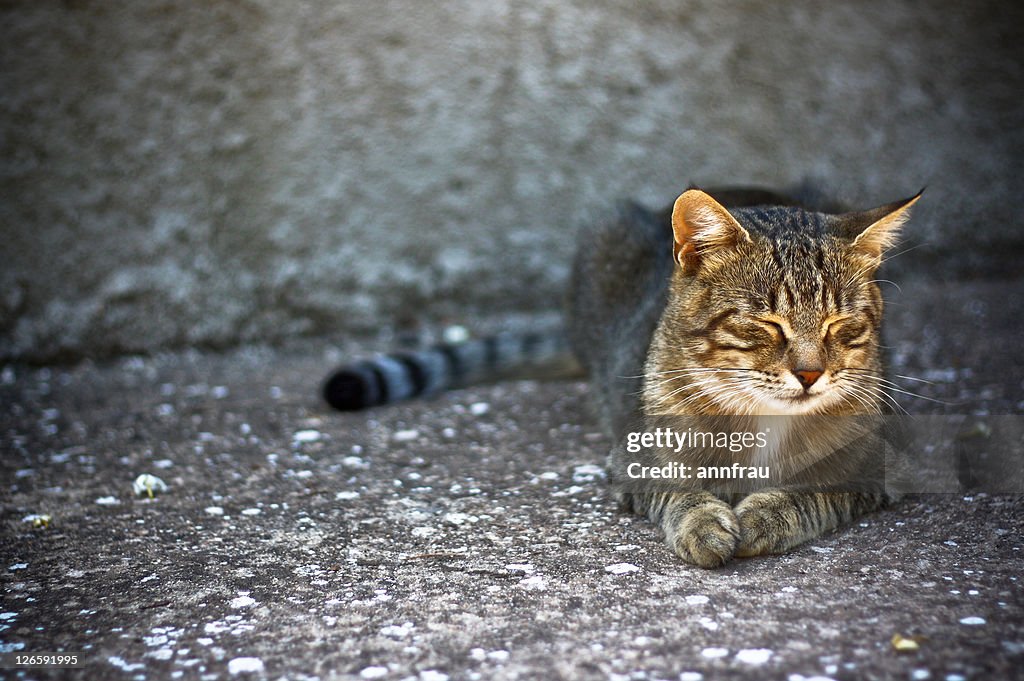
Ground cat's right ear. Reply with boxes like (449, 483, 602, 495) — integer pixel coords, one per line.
(671, 189, 752, 274)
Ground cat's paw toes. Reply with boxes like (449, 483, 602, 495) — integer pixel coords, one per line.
(734, 493, 798, 557)
(671, 503, 740, 568)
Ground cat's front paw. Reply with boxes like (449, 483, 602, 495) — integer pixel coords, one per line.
(668, 502, 740, 568)
(734, 491, 801, 557)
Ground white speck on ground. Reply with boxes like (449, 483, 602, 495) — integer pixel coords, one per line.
(519, 575, 547, 590)
(107, 656, 145, 672)
(505, 563, 534, 573)
(470, 402, 490, 415)
(685, 595, 709, 605)
(335, 491, 360, 500)
(230, 595, 256, 609)
(605, 563, 640, 575)
(679, 673, 704, 681)
(95, 496, 119, 505)
(205, 506, 225, 515)
(443, 512, 477, 525)
(486, 650, 510, 662)
(959, 616, 986, 625)
(240, 508, 261, 516)
(701, 647, 728, 659)
(572, 464, 606, 481)
(735, 648, 773, 665)
(360, 666, 389, 679)
(7, 564, 27, 571)
(380, 622, 415, 638)
(227, 657, 264, 674)
(393, 429, 419, 442)
(293, 429, 321, 443)
(420, 671, 449, 681)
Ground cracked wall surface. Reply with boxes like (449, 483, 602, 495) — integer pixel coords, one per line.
(1, 1, 1021, 361)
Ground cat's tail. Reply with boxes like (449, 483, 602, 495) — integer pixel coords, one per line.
(322, 328, 582, 411)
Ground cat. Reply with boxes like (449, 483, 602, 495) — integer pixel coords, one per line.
(323, 185, 920, 567)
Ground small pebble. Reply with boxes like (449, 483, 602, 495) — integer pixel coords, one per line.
(293, 430, 321, 443)
(227, 657, 264, 675)
(604, 563, 640, 575)
(735, 649, 773, 665)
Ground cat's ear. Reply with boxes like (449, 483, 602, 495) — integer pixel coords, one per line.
(836, 190, 923, 260)
(671, 189, 752, 274)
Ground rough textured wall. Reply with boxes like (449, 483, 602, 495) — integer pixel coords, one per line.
(1, 1, 1021, 362)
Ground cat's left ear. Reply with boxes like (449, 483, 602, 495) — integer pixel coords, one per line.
(836, 190, 923, 260)
(671, 189, 752, 274)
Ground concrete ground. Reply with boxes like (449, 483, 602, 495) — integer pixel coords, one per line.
(1, 278, 1023, 681)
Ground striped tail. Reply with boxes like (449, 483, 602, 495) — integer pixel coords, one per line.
(322, 328, 581, 411)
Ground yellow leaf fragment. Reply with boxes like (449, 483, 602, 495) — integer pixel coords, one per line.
(891, 633, 920, 652)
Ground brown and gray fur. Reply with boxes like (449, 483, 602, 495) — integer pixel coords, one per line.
(567, 186, 920, 567)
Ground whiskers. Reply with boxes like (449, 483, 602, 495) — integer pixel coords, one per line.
(633, 367, 769, 414)
(833, 367, 954, 414)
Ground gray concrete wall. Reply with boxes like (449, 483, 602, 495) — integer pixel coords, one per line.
(1, 1, 1021, 362)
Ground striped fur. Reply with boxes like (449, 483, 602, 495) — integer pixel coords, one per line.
(323, 329, 576, 410)
(569, 186, 920, 567)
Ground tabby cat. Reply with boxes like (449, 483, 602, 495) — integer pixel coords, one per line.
(324, 185, 920, 567)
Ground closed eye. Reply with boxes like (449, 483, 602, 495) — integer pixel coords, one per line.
(714, 319, 783, 351)
(827, 318, 871, 347)
(754, 318, 789, 345)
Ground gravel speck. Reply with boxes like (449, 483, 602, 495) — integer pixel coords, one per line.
(393, 429, 419, 442)
(701, 647, 729, 659)
(227, 657, 264, 674)
(735, 649, 773, 665)
(293, 429, 321, 443)
(605, 563, 640, 575)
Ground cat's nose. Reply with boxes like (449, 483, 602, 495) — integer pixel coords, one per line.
(793, 369, 823, 390)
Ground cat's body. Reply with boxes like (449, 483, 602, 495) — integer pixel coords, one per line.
(324, 184, 920, 567)
(568, 187, 918, 566)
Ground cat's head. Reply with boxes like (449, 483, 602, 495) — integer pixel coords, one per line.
(647, 188, 921, 416)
